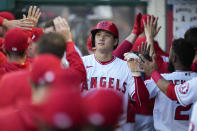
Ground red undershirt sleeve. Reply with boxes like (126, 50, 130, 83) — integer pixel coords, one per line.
(66, 42, 87, 83)
(113, 40, 133, 60)
(166, 83, 178, 101)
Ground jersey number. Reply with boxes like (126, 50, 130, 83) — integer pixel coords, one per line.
(175, 104, 192, 120)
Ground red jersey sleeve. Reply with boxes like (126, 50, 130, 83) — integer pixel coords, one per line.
(66, 42, 86, 83)
(166, 83, 178, 101)
(113, 40, 133, 60)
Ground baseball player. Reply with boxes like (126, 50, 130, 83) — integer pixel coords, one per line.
(81, 20, 135, 131)
(127, 38, 197, 131)
(0, 17, 86, 107)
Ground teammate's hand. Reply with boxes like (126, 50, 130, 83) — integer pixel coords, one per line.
(137, 42, 152, 61)
(23, 6, 41, 27)
(53, 16, 72, 43)
(131, 12, 142, 36)
(138, 53, 158, 76)
(2, 19, 34, 30)
(124, 52, 142, 76)
(143, 15, 161, 42)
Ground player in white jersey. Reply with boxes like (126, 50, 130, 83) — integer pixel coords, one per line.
(81, 20, 135, 131)
(127, 38, 196, 131)
(188, 102, 197, 131)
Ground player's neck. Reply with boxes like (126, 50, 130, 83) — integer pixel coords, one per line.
(7, 55, 27, 64)
(94, 51, 114, 62)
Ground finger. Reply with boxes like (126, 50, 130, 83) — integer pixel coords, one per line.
(156, 26, 161, 34)
(152, 53, 157, 63)
(139, 54, 149, 63)
(57, 17, 64, 28)
(62, 18, 70, 31)
(53, 17, 62, 31)
(20, 27, 32, 30)
(143, 19, 147, 29)
(141, 42, 144, 54)
(146, 44, 151, 54)
(138, 46, 140, 53)
(153, 17, 158, 26)
(32, 6, 37, 17)
(35, 8, 40, 18)
(143, 42, 148, 54)
(147, 16, 149, 26)
(36, 12, 41, 20)
(150, 15, 153, 26)
(27, 6, 32, 18)
(23, 14, 27, 19)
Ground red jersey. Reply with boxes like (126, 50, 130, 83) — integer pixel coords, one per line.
(0, 71, 31, 108)
(0, 101, 39, 131)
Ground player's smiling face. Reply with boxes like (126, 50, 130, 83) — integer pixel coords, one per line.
(95, 30, 118, 52)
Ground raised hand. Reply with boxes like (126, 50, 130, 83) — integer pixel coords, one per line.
(138, 53, 158, 76)
(132, 12, 142, 36)
(2, 19, 34, 30)
(124, 52, 142, 76)
(23, 6, 41, 27)
(53, 16, 72, 43)
(143, 15, 161, 41)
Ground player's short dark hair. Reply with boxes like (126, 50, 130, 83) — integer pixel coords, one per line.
(184, 27, 197, 49)
(172, 38, 195, 69)
(37, 32, 65, 58)
(6, 49, 26, 57)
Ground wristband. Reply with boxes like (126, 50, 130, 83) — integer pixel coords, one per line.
(151, 70, 163, 83)
(132, 72, 141, 77)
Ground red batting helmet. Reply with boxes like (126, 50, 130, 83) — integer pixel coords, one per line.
(91, 21, 119, 49)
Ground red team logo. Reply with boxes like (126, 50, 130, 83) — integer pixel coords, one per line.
(179, 82, 189, 94)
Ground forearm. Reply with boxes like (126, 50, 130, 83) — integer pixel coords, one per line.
(151, 70, 171, 94)
(146, 37, 155, 57)
(113, 33, 137, 59)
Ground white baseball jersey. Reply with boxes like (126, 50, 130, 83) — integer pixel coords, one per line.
(81, 54, 135, 127)
(145, 71, 197, 131)
(174, 77, 197, 106)
(188, 102, 197, 131)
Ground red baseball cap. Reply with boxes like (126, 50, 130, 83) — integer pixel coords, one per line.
(30, 54, 61, 85)
(51, 69, 82, 90)
(38, 88, 85, 130)
(84, 89, 123, 126)
(32, 27, 43, 42)
(4, 27, 32, 52)
(0, 11, 15, 20)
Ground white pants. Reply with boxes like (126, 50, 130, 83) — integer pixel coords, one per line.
(134, 114, 155, 131)
(115, 123, 134, 131)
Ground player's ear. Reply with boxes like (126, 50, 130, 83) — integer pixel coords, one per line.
(113, 38, 118, 47)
